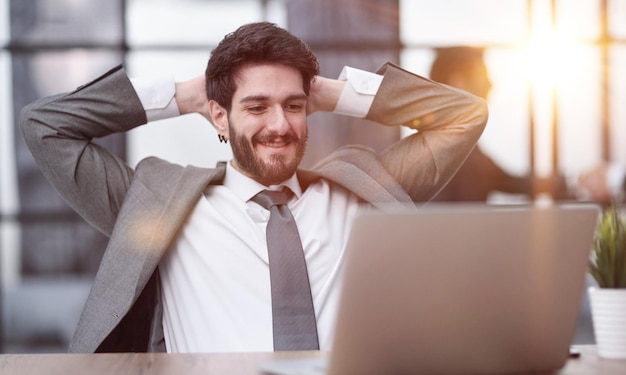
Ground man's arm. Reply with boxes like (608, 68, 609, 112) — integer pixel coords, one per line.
(20, 66, 148, 236)
(368, 63, 488, 202)
(306, 63, 488, 202)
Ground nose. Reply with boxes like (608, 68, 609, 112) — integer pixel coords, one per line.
(266, 107, 290, 134)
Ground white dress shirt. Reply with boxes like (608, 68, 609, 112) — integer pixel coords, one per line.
(131, 66, 383, 353)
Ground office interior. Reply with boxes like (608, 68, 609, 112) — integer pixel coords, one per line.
(0, 0, 625, 353)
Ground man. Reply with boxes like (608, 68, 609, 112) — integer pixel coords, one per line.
(428, 46, 567, 202)
(20, 22, 487, 353)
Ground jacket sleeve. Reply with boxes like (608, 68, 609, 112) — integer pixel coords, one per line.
(19, 65, 147, 236)
(366, 63, 489, 202)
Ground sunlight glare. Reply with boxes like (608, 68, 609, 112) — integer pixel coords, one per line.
(525, 29, 579, 92)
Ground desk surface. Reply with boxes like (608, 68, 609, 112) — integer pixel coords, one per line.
(0, 346, 624, 374)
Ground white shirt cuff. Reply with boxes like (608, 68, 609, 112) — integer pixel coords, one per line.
(333, 66, 383, 118)
(130, 75, 180, 122)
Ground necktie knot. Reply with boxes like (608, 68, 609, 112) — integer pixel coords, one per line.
(252, 189, 291, 210)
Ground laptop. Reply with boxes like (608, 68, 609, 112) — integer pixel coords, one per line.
(259, 203, 600, 375)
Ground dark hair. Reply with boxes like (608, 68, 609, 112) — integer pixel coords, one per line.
(429, 46, 484, 84)
(205, 22, 320, 111)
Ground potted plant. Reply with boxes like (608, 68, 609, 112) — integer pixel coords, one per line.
(588, 203, 626, 359)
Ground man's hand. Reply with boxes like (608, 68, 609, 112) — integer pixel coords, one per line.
(577, 164, 613, 203)
(175, 76, 212, 122)
(306, 76, 345, 115)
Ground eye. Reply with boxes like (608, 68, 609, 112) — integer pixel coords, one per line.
(247, 105, 266, 114)
(285, 103, 304, 112)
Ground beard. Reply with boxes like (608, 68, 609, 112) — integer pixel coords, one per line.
(229, 121, 307, 186)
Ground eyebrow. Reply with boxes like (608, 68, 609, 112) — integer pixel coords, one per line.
(239, 93, 308, 104)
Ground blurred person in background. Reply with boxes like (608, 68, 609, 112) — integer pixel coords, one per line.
(428, 46, 570, 202)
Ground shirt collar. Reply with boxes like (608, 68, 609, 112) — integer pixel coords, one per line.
(223, 161, 302, 202)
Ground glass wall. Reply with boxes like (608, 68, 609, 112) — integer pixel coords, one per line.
(1, 0, 624, 352)
(401, 0, 626, 191)
(0, 0, 279, 353)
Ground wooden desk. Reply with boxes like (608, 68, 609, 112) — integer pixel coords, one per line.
(0, 346, 624, 374)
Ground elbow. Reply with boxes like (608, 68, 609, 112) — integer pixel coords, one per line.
(466, 96, 489, 140)
(19, 99, 56, 156)
(19, 102, 39, 143)
(474, 96, 489, 130)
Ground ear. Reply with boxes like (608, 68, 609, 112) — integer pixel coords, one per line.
(208, 100, 229, 137)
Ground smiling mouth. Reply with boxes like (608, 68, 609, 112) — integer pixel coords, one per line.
(260, 140, 290, 148)
(254, 135, 295, 149)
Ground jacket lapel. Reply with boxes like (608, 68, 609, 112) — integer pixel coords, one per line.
(308, 145, 416, 210)
(71, 163, 224, 352)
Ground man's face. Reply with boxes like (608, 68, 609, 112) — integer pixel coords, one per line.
(226, 64, 308, 186)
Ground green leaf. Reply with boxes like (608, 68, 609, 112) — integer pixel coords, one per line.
(590, 203, 626, 288)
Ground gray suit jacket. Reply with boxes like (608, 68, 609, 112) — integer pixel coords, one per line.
(20, 62, 488, 352)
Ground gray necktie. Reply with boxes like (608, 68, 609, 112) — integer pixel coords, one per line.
(252, 189, 319, 350)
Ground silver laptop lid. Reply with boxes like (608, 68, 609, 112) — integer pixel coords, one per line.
(327, 203, 599, 375)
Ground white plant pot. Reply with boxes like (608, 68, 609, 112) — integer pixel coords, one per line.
(588, 286, 626, 359)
